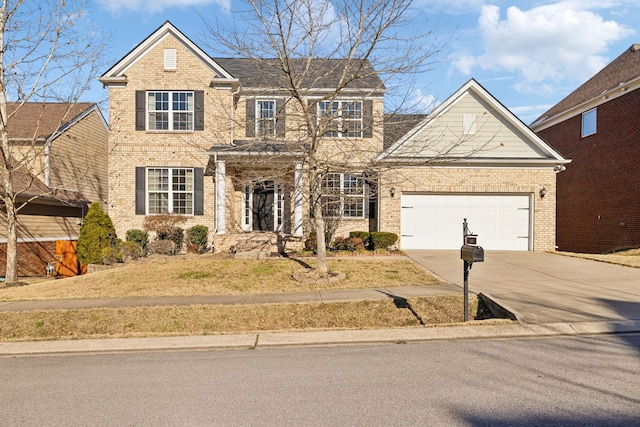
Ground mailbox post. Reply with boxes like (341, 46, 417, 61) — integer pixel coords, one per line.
(461, 219, 484, 321)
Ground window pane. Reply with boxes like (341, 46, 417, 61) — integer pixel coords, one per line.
(148, 192, 169, 214)
(582, 109, 596, 137)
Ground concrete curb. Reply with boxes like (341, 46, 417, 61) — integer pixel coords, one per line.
(1, 320, 639, 356)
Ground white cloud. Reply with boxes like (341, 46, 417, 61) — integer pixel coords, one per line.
(97, 0, 229, 14)
(453, 2, 635, 94)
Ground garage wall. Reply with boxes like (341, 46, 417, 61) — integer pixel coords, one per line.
(379, 167, 557, 251)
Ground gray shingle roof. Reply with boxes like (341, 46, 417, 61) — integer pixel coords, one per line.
(213, 57, 385, 91)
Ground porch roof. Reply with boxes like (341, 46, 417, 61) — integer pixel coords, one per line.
(205, 141, 308, 174)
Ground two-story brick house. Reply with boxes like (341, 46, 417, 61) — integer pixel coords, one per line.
(100, 22, 567, 253)
(532, 44, 640, 253)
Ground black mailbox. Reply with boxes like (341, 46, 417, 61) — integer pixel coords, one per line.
(461, 244, 484, 263)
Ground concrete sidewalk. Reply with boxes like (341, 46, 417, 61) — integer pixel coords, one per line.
(0, 283, 460, 312)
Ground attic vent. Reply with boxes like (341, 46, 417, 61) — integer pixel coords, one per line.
(164, 49, 177, 70)
(463, 113, 476, 135)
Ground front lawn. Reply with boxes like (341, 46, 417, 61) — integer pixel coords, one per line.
(0, 255, 441, 301)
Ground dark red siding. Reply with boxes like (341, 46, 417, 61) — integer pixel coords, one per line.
(537, 88, 640, 253)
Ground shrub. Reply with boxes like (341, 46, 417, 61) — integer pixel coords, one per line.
(120, 241, 143, 261)
(147, 240, 175, 255)
(126, 229, 148, 252)
(186, 225, 208, 251)
(369, 232, 398, 250)
(332, 236, 365, 252)
(143, 213, 187, 236)
(101, 246, 122, 265)
(349, 231, 371, 249)
(158, 227, 184, 253)
(304, 231, 331, 253)
(77, 202, 117, 265)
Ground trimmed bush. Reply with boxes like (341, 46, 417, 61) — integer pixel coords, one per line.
(186, 225, 208, 251)
(349, 231, 371, 249)
(77, 202, 117, 265)
(121, 241, 143, 261)
(143, 213, 187, 236)
(147, 240, 175, 255)
(101, 246, 121, 265)
(157, 227, 184, 253)
(304, 231, 331, 253)
(126, 229, 148, 252)
(369, 232, 398, 250)
(333, 236, 365, 252)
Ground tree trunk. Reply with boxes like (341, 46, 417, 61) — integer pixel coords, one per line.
(3, 195, 18, 283)
(313, 202, 328, 275)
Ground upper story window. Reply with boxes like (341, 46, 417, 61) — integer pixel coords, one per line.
(256, 100, 276, 136)
(147, 167, 194, 215)
(582, 108, 597, 137)
(318, 100, 363, 138)
(321, 172, 365, 218)
(147, 91, 194, 131)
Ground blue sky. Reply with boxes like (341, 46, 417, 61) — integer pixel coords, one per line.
(84, 0, 638, 124)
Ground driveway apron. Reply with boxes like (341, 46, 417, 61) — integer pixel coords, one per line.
(405, 250, 640, 324)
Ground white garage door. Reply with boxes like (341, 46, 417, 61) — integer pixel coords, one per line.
(401, 194, 531, 250)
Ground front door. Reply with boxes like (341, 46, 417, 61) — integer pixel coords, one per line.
(252, 181, 275, 231)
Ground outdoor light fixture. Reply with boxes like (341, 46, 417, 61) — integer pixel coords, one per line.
(539, 187, 547, 198)
(390, 187, 395, 197)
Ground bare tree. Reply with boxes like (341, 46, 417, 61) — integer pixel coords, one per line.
(204, 0, 444, 275)
(0, 0, 105, 284)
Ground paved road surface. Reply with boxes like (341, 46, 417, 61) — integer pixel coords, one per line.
(2, 334, 639, 426)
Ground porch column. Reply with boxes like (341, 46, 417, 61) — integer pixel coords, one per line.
(293, 162, 303, 237)
(215, 160, 226, 234)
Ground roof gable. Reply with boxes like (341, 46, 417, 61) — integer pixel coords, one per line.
(532, 44, 640, 130)
(100, 21, 233, 84)
(378, 79, 567, 166)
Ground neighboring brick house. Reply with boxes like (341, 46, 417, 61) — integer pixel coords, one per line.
(531, 44, 640, 253)
(1, 103, 109, 276)
(99, 22, 567, 253)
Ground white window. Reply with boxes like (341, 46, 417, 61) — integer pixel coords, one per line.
(147, 91, 194, 131)
(321, 173, 365, 218)
(582, 108, 597, 137)
(463, 114, 476, 135)
(147, 168, 194, 214)
(256, 100, 276, 136)
(318, 100, 363, 138)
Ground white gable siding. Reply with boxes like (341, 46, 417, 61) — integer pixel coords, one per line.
(392, 92, 545, 159)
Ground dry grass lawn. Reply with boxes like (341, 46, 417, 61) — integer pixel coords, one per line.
(0, 295, 494, 342)
(557, 249, 640, 268)
(0, 255, 440, 301)
(0, 254, 501, 343)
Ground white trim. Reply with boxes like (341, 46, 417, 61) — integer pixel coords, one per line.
(294, 163, 303, 237)
(215, 160, 226, 234)
(0, 236, 79, 243)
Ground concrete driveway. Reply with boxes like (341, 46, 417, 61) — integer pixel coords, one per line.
(405, 250, 640, 324)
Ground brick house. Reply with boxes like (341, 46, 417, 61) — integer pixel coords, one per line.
(100, 22, 567, 253)
(1, 103, 109, 276)
(531, 44, 640, 253)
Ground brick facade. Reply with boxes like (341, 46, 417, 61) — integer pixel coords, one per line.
(536, 88, 640, 253)
(379, 167, 558, 251)
(0, 241, 56, 277)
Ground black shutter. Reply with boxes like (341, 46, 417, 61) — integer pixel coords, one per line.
(363, 99, 373, 138)
(245, 97, 255, 137)
(194, 90, 204, 131)
(135, 167, 146, 215)
(135, 91, 146, 131)
(276, 98, 286, 138)
(194, 167, 204, 216)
